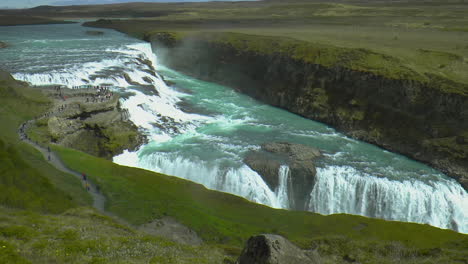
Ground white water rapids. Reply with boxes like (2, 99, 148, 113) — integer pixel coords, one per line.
(3, 24, 466, 233)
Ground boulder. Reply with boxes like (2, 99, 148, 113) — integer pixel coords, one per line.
(0, 41, 7, 48)
(244, 142, 321, 210)
(123, 73, 143, 86)
(236, 234, 320, 264)
(139, 217, 203, 246)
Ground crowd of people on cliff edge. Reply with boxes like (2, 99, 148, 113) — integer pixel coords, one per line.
(48, 84, 114, 103)
(86, 86, 114, 103)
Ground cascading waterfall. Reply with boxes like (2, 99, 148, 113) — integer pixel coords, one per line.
(115, 152, 284, 208)
(12, 43, 161, 89)
(2, 23, 466, 234)
(309, 166, 467, 232)
(275, 165, 291, 209)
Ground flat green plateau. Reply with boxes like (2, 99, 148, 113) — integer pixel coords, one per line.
(68, 0, 468, 94)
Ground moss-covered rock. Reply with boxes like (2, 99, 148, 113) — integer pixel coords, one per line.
(29, 88, 146, 159)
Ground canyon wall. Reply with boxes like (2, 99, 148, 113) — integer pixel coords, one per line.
(149, 32, 468, 189)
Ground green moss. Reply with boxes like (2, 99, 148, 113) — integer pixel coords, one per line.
(0, 226, 37, 241)
(102, 123, 141, 156)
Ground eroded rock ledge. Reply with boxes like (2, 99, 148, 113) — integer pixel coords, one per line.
(31, 87, 146, 159)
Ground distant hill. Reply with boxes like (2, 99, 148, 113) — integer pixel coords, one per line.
(52, 0, 257, 6)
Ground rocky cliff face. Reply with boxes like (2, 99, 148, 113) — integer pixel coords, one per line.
(30, 88, 145, 159)
(150, 32, 468, 190)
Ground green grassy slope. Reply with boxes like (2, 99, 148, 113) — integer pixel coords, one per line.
(0, 72, 226, 263)
(0, 206, 224, 264)
(0, 66, 467, 262)
(0, 72, 91, 211)
(55, 146, 468, 262)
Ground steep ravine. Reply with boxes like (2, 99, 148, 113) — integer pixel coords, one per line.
(148, 32, 468, 190)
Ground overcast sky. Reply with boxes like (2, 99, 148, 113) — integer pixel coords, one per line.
(1, 0, 256, 9)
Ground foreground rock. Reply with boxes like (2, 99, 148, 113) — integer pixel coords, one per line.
(244, 142, 321, 210)
(0, 41, 7, 48)
(237, 234, 320, 264)
(139, 217, 203, 246)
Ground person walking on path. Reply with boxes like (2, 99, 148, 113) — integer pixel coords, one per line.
(82, 173, 87, 181)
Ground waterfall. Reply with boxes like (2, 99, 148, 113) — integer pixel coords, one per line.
(309, 165, 468, 233)
(12, 43, 161, 89)
(115, 152, 283, 208)
(275, 165, 291, 209)
(6, 26, 465, 234)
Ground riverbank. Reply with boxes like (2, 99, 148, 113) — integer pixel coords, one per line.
(0, 15, 75, 26)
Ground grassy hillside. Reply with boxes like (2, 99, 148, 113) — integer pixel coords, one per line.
(0, 72, 227, 263)
(0, 206, 224, 264)
(0, 72, 91, 211)
(2, 71, 465, 263)
(55, 146, 468, 263)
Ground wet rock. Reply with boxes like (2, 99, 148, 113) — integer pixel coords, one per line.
(142, 76, 153, 84)
(136, 57, 153, 67)
(86, 30, 104, 36)
(176, 98, 218, 116)
(236, 234, 320, 264)
(0, 41, 7, 48)
(244, 142, 321, 210)
(123, 73, 143, 86)
(161, 74, 176, 87)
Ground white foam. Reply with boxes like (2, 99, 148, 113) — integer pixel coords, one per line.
(309, 165, 468, 233)
(275, 165, 291, 209)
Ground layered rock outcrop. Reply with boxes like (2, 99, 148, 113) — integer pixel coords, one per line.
(244, 142, 321, 210)
(32, 88, 145, 159)
(149, 32, 468, 190)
